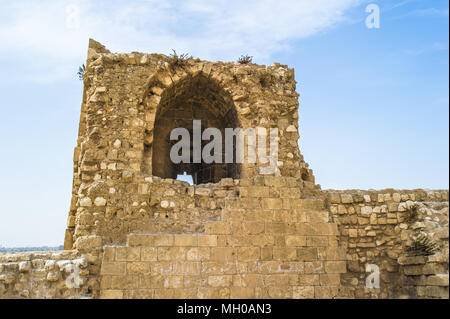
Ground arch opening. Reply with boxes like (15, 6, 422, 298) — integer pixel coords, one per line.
(148, 73, 241, 184)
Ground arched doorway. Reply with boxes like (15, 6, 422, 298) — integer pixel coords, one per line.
(149, 73, 240, 184)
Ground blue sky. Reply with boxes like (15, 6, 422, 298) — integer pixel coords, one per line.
(0, 0, 448, 247)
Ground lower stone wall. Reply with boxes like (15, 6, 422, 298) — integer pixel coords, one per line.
(325, 189, 449, 298)
(66, 176, 320, 250)
(98, 196, 347, 299)
(0, 250, 94, 298)
(1, 187, 448, 299)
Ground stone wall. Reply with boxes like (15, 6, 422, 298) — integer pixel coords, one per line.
(98, 178, 346, 299)
(0, 250, 93, 298)
(69, 170, 320, 248)
(325, 189, 449, 298)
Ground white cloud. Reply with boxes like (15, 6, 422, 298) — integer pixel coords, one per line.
(0, 0, 361, 82)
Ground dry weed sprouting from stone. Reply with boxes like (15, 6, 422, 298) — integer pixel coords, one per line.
(406, 232, 439, 256)
(238, 54, 253, 64)
(169, 49, 192, 69)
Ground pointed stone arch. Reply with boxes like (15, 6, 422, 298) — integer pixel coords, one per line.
(141, 66, 241, 184)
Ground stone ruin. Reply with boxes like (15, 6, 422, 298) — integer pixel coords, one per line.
(0, 39, 448, 299)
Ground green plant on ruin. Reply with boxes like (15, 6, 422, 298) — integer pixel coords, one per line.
(168, 49, 192, 70)
(77, 64, 86, 81)
(237, 54, 253, 64)
(406, 232, 439, 256)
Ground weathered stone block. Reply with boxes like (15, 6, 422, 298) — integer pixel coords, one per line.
(306, 236, 328, 247)
(174, 235, 198, 246)
(242, 222, 265, 235)
(100, 289, 124, 299)
(299, 274, 320, 285)
(319, 274, 341, 285)
(328, 193, 341, 204)
(201, 262, 236, 275)
(186, 247, 209, 261)
(205, 222, 231, 235)
(293, 286, 315, 298)
(427, 274, 449, 286)
(198, 287, 230, 299)
(237, 247, 260, 261)
(157, 247, 186, 261)
(304, 261, 324, 274)
(307, 211, 329, 223)
(296, 248, 318, 261)
(252, 235, 275, 247)
(273, 248, 297, 261)
(314, 286, 339, 299)
(324, 261, 346, 274)
(101, 262, 126, 276)
(75, 235, 102, 251)
(141, 247, 157, 261)
(341, 194, 353, 204)
(127, 262, 151, 275)
(286, 235, 307, 247)
(210, 247, 236, 262)
(208, 275, 233, 287)
(262, 198, 283, 210)
(197, 235, 218, 247)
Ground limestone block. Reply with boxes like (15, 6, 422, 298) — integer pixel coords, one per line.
(304, 261, 324, 274)
(320, 274, 341, 285)
(174, 235, 198, 246)
(427, 274, 449, 286)
(210, 248, 235, 262)
(317, 247, 346, 261)
(79, 198, 92, 207)
(127, 262, 150, 275)
(262, 198, 283, 209)
(251, 235, 275, 247)
(315, 286, 339, 299)
(157, 247, 186, 261)
(341, 194, 353, 204)
(18, 261, 31, 273)
(361, 206, 373, 215)
(242, 222, 265, 235)
(208, 275, 233, 287)
(237, 247, 260, 261)
(100, 262, 126, 276)
(100, 290, 124, 299)
(306, 236, 329, 247)
(75, 235, 102, 251)
(94, 197, 107, 206)
(325, 261, 346, 273)
(299, 274, 320, 285)
(205, 222, 231, 235)
(286, 235, 307, 247)
(296, 248, 318, 261)
(328, 193, 341, 204)
(197, 235, 218, 247)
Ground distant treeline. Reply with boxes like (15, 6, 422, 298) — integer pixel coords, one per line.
(0, 245, 63, 252)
